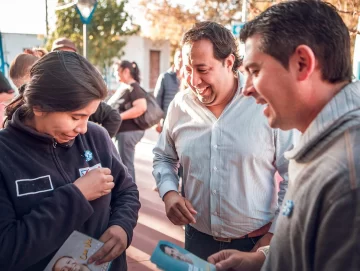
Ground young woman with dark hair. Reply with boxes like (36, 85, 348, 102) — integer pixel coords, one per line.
(111, 60, 147, 183)
(0, 51, 140, 271)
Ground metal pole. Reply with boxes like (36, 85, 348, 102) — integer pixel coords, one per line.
(242, 0, 247, 23)
(0, 32, 5, 75)
(45, 0, 49, 37)
(83, 24, 87, 58)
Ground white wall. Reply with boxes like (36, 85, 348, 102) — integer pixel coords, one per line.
(120, 36, 171, 91)
(2, 33, 44, 76)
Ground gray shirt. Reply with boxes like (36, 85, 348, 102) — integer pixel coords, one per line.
(263, 81, 360, 271)
(153, 72, 297, 238)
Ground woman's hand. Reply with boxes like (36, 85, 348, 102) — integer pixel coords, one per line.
(88, 225, 128, 265)
(74, 168, 114, 201)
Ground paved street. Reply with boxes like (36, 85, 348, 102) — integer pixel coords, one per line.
(126, 128, 185, 270)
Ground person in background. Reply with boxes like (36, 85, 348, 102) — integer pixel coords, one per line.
(153, 21, 296, 261)
(208, 1, 360, 270)
(154, 48, 183, 133)
(109, 60, 147, 183)
(0, 73, 15, 128)
(51, 37, 77, 53)
(24, 47, 48, 58)
(153, 48, 184, 192)
(9, 53, 39, 89)
(0, 51, 140, 271)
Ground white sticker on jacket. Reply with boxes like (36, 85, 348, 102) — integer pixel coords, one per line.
(79, 163, 102, 177)
(16, 175, 54, 197)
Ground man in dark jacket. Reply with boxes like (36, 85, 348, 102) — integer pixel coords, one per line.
(154, 49, 183, 133)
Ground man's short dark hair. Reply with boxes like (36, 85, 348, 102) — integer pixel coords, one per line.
(182, 21, 242, 74)
(240, 0, 352, 83)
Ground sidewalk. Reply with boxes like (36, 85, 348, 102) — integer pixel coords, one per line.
(126, 129, 185, 270)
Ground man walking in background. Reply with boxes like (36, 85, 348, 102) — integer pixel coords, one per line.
(154, 48, 183, 133)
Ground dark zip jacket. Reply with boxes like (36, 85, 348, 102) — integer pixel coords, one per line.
(0, 107, 140, 271)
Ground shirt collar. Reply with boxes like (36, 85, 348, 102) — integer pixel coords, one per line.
(285, 81, 360, 161)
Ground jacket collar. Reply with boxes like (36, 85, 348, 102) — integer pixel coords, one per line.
(286, 81, 360, 162)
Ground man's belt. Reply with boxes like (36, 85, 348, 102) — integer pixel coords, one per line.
(213, 222, 272, 243)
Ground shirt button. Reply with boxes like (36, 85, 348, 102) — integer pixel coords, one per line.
(214, 166, 218, 171)
(212, 189, 217, 194)
(214, 231, 218, 236)
(214, 211, 218, 216)
(214, 144, 218, 149)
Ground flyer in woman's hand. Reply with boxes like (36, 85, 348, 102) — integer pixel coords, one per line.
(151, 240, 216, 271)
(44, 231, 111, 271)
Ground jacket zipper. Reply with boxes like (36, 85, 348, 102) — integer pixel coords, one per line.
(51, 139, 71, 184)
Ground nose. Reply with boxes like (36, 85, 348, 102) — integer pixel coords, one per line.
(242, 75, 255, 97)
(74, 120, 88, 134)
(190, 70, 202, 87)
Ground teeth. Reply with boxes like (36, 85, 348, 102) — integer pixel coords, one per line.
(196, 87, 208, 94)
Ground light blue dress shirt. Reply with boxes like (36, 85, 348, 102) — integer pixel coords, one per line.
(153, 72, 297, 238)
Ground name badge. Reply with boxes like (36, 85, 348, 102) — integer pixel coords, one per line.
(79, 163, 102, 177)
(16, 175, 53, 197)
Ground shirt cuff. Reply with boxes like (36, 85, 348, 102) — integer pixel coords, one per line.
(159, 180, 179, 199)
(269, 214, 279, 233)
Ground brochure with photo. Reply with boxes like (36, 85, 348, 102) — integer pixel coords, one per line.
(44, 231, 111, 271)
(150, 240, 216, 271)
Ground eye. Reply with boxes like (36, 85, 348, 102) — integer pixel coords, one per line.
(250, 70, 259, 76)
(72, 117, 80, 121)
(198, 69, 208, 73)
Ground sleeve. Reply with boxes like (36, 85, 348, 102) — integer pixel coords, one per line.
(129, 83, 146, 103)
(105, 132, 140, 248)
(0, 179, 94, 271)
(152, 100, 180, 198)
(269, 129, 298, 233)
(153, 73, 165, 110)
(90, 102, 122, 138)
(314, 189, 360, 271)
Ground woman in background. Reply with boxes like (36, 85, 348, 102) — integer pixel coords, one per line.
(112, 60, 147, 183)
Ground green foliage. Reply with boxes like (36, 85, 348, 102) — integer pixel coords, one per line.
(47, 0, 140, 70)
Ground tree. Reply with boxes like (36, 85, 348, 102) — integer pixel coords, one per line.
(138, 0, 198, 54)
(196, 0, 241, 25)
(47, 0, 140, 71)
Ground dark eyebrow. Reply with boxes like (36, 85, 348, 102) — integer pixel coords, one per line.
(72, 113, 89, 117)
(244, 62, 260, 72)
(194, 64, 208, 68)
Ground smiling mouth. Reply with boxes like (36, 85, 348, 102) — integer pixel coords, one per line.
(196, 86, 210, 96)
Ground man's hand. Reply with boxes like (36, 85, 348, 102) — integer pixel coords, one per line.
(251, 232, 273, 252)
(163, 191, 197, 225)
(208, 250, 265, 271)
(88, 225, 128, 265)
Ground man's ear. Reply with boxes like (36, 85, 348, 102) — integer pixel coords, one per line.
(290, 45, 316, 81)
(225, 54, 235, 72)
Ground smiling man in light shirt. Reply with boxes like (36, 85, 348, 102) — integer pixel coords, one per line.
(152, 21, 297, 260)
